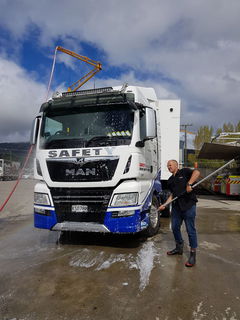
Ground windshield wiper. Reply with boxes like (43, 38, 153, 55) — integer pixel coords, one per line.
(85, 136, 119, 147)
(44, 138, 85, 149)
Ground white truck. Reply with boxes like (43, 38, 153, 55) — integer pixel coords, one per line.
(31, 85, 180, 236)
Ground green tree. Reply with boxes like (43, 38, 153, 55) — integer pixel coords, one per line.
(235, 120, 240, 132)
(193, 125, 213, 150)
(215, 121, 240, 143)
(223, 122, 234, 132)
(216, 127, 222, 135)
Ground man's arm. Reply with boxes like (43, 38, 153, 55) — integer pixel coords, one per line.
(186, 169, 200, 193)
(158, 193, 173, 211)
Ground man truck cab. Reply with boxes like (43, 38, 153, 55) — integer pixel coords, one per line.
(31, 85, 180, 236)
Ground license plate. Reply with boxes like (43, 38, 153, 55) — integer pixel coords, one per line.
(72, 205, 88, 213)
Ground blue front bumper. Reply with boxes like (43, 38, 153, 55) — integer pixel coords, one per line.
(34, 208, 149, 233)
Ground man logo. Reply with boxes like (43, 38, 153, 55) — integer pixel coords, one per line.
(66, 158, 85, 165)
(65, 168, 96, 176)
(75, 158, 85, 164)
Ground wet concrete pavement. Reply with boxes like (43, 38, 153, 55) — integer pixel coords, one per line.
(0, 180, 240, 320)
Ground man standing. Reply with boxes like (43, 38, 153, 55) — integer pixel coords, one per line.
(159, 160, 200, 267)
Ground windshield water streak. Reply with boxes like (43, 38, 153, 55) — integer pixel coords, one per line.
(40, 105, 134, 149)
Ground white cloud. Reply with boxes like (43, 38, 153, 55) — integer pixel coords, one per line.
(94, 70, 176, 99)
(0, 56, 175, 142)
(0, 0, 240, 141)
(0, 56, 46, 142)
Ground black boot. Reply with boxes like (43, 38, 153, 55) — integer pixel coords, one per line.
(185, 250, 196, 267)
(167, 242, 184, 255)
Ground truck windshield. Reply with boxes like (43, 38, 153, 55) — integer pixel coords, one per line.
(40, 105, 134, 149)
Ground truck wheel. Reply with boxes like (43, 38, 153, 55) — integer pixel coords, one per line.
(144, 195, 160, 237)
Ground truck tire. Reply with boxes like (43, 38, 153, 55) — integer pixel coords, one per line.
(159, 189, 172, 217)
(144, 194, 161, 237)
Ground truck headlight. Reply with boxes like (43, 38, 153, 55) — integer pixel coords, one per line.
(34, 193, 50, 205)
(111, 193, 138, 206)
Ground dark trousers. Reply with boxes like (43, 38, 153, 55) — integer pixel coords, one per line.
(171, 204, 198, 249)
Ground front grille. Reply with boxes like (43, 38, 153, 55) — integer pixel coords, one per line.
(47, 157, 119, 182)
(50, 187, 114, 223)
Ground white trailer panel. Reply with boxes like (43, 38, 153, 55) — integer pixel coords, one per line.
(156, 100, 180, 180)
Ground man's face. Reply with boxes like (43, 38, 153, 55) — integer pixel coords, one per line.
(167, 161, 178, 174)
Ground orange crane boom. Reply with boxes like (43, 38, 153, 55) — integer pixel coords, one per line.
(56, 46, 102, 92)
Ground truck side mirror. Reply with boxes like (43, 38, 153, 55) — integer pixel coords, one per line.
(136, 107, 156, 147)
(145, 107, 157, 139)
(30, 117, 40, 145)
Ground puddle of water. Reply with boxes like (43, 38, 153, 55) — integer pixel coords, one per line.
(136, 241, 157, 291)
(69, 241, 161, 291)
(192, 301, 239, 320)
(199, 241, 221, 250)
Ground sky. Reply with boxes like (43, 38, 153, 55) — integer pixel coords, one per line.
(0, 0, 240, 142)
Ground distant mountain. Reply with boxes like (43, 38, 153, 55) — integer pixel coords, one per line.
(0, 142, 31, 162)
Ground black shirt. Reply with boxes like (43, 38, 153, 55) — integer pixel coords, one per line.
(167, 168, 198, 211)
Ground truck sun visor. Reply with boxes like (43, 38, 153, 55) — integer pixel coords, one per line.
(40, 91, 136, 112)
